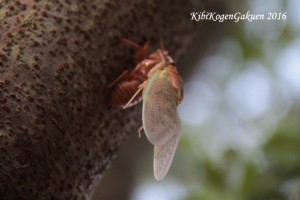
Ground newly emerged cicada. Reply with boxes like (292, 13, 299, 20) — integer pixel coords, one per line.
(141, 65, 183, 180)
(109, 39, 184, 181)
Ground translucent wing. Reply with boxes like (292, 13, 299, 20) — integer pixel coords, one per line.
(142, 69, 181, 181)
(142, 70, 181, 146)
(153, 125, 180, 181)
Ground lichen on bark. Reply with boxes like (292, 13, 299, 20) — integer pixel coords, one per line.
(0, 0, 203, 199)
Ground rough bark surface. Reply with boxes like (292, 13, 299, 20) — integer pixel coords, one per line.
(0, 0, 204, 199)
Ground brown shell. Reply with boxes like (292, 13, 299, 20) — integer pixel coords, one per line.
(109, 47, 174, 108)
(109, 79, 143, 107)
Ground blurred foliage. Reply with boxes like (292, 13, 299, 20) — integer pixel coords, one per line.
(180, 0, 300, 199)
(182, 106, 300, 200)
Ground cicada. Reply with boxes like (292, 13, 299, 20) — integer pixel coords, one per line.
(109, 40, 184, 181)
(108, 39, 174, 108)
(141, 65, 183, 180)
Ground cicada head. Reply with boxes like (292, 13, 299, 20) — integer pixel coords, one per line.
(148, 49, 174, 66)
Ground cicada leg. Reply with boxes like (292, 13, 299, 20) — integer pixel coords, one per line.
(107, 70, 129, 88)
(138, 126, 144, 138)
(121, 38, 149, 64)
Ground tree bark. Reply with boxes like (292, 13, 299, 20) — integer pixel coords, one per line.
(0, 0, 205, 199)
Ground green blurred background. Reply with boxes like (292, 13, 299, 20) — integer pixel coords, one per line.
(93, 0, 300, 199)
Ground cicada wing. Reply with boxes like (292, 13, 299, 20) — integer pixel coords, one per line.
(153, 133, 180, 181)
(142, 71, 181, 146)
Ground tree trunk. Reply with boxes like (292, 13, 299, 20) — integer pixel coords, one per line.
(0, 0, 205, 199)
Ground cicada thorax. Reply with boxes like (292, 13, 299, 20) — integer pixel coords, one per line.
(135, 49, 174, 76)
